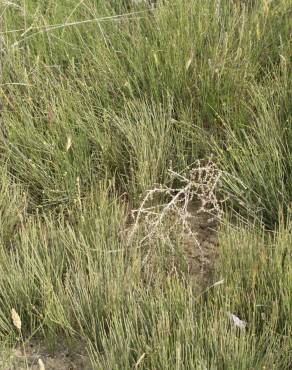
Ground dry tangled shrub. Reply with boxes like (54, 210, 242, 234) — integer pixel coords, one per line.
(127, 157, 225, 270)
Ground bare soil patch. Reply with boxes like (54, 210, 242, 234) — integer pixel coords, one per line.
(182, 199, 219, 286)
(1, 340, 90, 370)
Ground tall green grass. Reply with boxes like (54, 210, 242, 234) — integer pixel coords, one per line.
(1, 0, 291, 221)
(0, 0, 291, 368)
(0, 186, 291, 368)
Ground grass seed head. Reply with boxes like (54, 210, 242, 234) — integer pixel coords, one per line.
(38, 358, 46, 370)
(11, 308, 21, 331)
